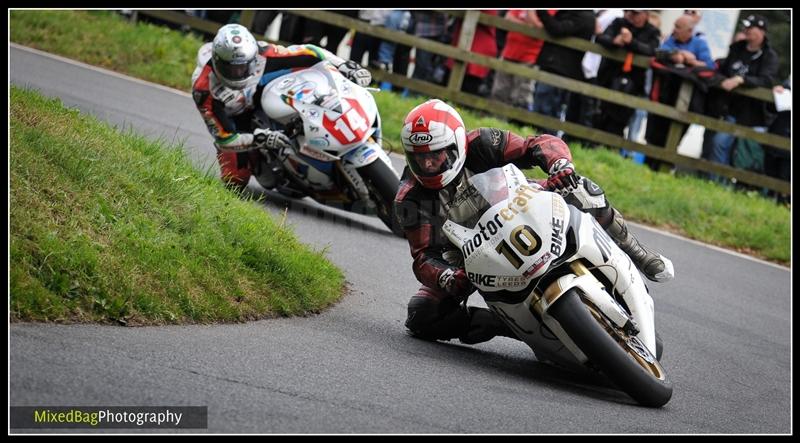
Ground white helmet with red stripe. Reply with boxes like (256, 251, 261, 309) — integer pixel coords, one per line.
(400, 99, 467, 189)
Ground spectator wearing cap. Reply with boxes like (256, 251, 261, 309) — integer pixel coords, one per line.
(660, 14, 715, 68)
(708, 14, 779, 179)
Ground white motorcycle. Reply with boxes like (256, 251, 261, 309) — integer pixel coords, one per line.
(253, 61, 402, 236)
(442, 164, 672, 407)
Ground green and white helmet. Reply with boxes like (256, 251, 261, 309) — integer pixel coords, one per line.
(211, 24, 259, 89)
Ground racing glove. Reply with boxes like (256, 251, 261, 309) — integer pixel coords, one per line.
(254, 128, 293, 152)
(338, 60, 372, 87)
(439, 268, 475, 300)
(546, 158, 579, 194)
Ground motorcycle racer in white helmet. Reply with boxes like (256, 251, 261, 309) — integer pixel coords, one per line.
(192, 23, 372, 190)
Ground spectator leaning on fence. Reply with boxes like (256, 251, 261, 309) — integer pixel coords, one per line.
(444, 10, 498, 96)
(582, 9, 624, 84)
(375, 10, 413, 73)
(625, 10, 662, 146)
(707, 14, 779, 181)
(579, 9, 624, 140)
(410, 11, 450, 85)
(660, 14, 715, 69)
(350, 10, 392, 69)
(490, 10, 545, 111)
(683, 10, 705, 38)
(645, 12, 716, 171)
(762, 78, 790, 198)
(532, 9, 596, 136)
(593, 10, 660, 138)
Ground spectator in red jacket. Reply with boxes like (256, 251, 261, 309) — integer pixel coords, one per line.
(445, 10, 499, 96)
(490, 10, 545, 111)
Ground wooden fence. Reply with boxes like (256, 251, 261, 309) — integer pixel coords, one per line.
(134, 9, 791, 195)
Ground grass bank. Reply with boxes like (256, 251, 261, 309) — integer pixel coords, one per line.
(11, 86, 345, 324)
(10, 10, 790, 265)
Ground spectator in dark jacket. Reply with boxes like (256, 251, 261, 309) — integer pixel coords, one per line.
(532, 10, 596, 135)
(708, 14, 779, 177)
(762, 78, 790, 201)
(593, 10, 660, 138)
(410, 11, 450, 84)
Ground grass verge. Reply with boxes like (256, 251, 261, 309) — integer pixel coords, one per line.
(11, 86, 345, 324)
(10, 10, 790, 265)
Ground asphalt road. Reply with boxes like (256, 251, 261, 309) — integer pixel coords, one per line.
(9, 44, 792, 434)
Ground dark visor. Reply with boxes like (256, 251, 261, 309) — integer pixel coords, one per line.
(406, 144, 458, 178)
(218, 61, 251, 81)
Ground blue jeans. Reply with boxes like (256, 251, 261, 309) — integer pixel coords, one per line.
(620, 109, 647, 163)
(533, 82, 568, 135)
(412, 48, 438, 83)
(710, 115, 739, 167)
(709, 115, 767, 183)
(377, 11, 412, 66)
(627, 109, 647, 141)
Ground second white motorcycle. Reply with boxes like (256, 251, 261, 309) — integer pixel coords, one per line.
(254, 61, 403, 236)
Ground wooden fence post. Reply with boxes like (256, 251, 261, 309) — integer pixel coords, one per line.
(447, 10, 479, 93)
(662, 79, 695, 169)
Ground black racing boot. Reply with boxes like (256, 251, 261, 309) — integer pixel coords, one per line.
(604, 208, 674, 283)
(459, 307, 519, 344)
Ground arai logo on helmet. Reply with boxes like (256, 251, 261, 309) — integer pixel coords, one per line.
(408, 132, 433, 145)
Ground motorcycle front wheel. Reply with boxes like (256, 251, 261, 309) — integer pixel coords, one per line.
(548, 288, 673, 407)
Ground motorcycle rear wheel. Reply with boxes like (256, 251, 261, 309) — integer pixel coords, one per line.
(548, 288, 673, 407)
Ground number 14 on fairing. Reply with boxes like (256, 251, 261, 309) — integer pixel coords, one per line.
(331, 107, 368, 143)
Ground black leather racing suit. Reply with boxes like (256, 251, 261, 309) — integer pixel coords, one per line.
(393, 128, 613, 344)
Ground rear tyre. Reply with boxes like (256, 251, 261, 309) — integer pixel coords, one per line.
(357, 160, 404, 237)
(548, 288, 673, 407)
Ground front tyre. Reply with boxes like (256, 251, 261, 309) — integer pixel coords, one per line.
(357, 160, 404, 237)
(548, 288, 673, 407)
